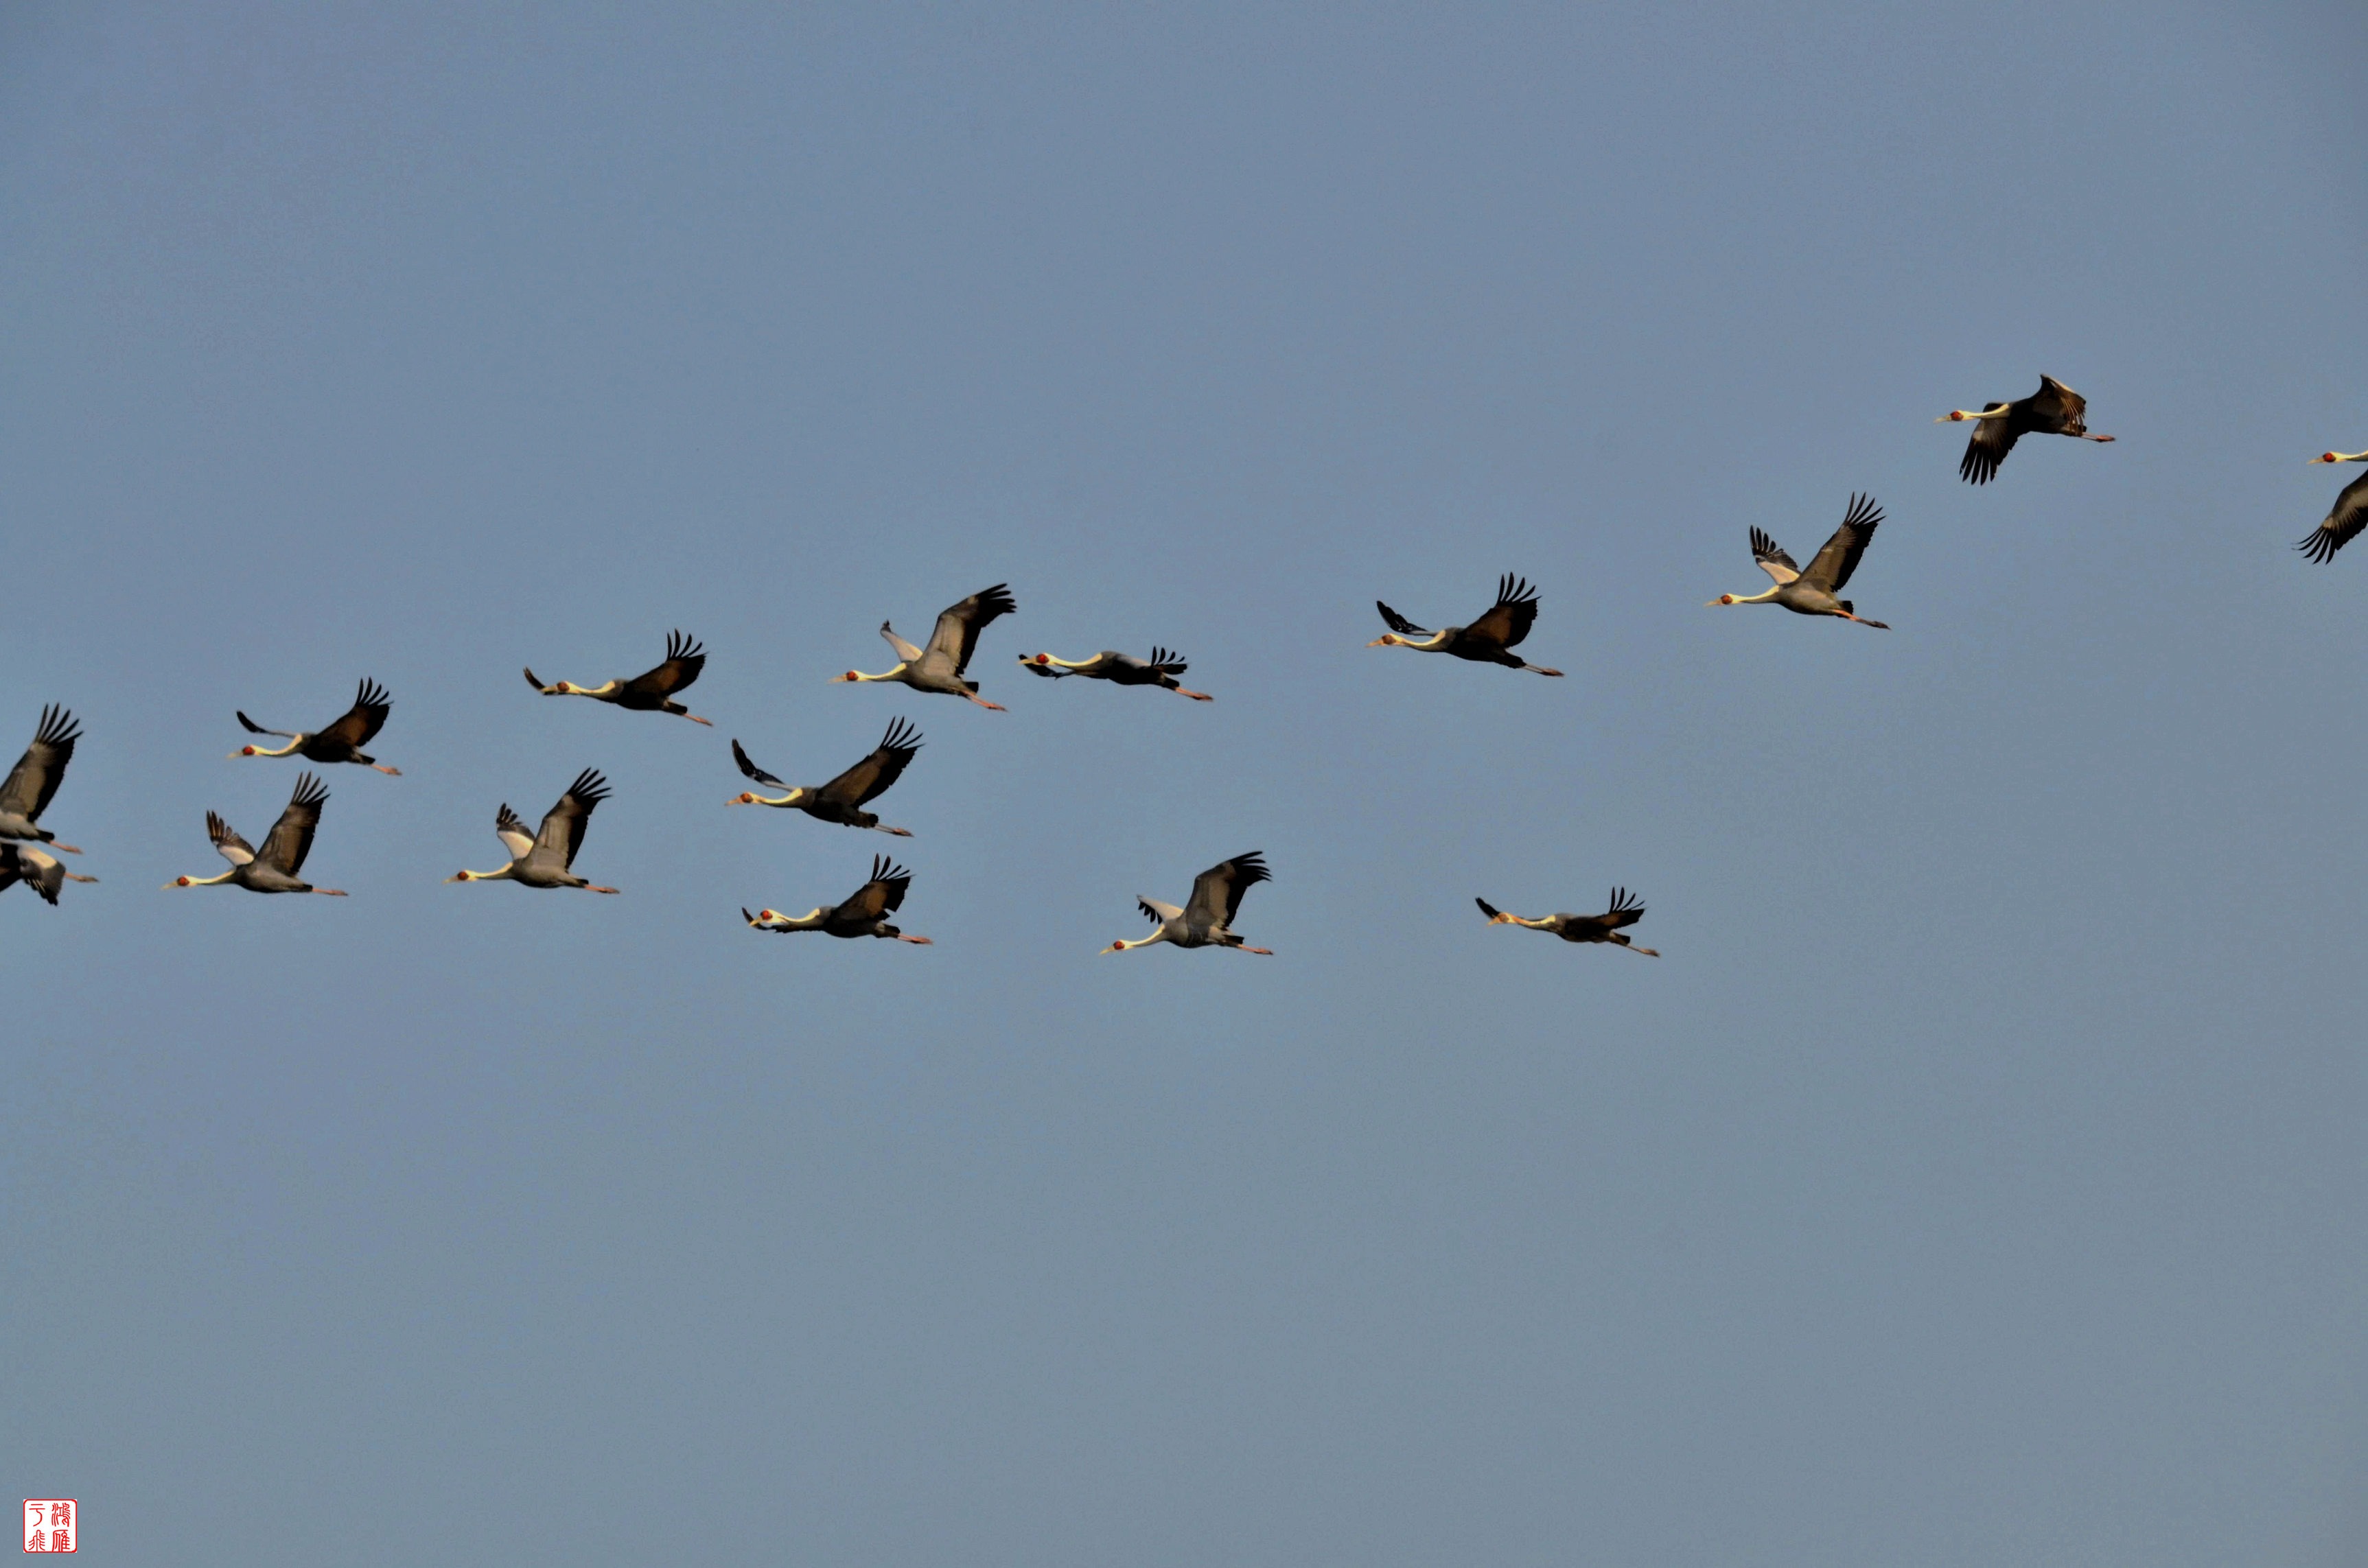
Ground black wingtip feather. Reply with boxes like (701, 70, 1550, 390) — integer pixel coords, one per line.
(35, 704, 80, 748)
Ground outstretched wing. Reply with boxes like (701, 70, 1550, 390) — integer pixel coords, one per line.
(320, 679, 392, 748)
(495, 804, 536, 863)
(533, 768, 609, 873)
(2298, 469, 2368, 563)
(1, 705, 80, 821)
(1187, 851, 1269, 928)
(3, 843, 65, 905)
(822, 717, 922, 807)
(1750, 529, 1800, 585)
(623, 631, 705, 699)
(1145, 647, 1189, 675)
(1474, 896, 1503, 920)
(208, 812, 257, 866)
(927, 583, 1017, 676)
(1463, 574, 1541, 649)
(1138, 896, 1184, 926)
(1959, 403, 2018, 484)
(731, 738, 791, 790)
(259, 773, 329, 876)
(1375, 600, 1430, 636)
(881, 622, 927, 662)
(844, 853, 912, 920)
(1802, 493, 1883, 592)
(1592, 886, 1646, 932)
(235, 712, 299, 739)
(2031, 375, 2087, 433)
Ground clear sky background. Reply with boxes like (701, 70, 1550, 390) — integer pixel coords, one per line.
(4, 4, 2362, 1563)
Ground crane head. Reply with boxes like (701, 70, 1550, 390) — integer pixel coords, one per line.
(1101, 938, 1130, 954)
(171, 875, 194, 887)
(238, 745, 259, 756)
(446, 870, 474, 882)
(1367, 634, 1400, 647)
(1709, 595, 1737, 606)
(829, 670, 859, 683)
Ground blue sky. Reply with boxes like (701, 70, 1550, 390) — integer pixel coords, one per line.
(4, 5, 2362, 1563)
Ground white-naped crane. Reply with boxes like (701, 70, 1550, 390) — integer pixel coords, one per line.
(446, 769, 619, 893)
(1019, 646, 1213, 701)
(1102, 852, 1273, 955)
(1367, 574, 1564, 676)
(233, 678, 401, 773)
(1938, 375, 2115, 484)
(167, 773, 347, 896)
(1708, 493, 1892, 629)
(2296, 449, 2368, 563)
(1, 844, 97, 906)
(0, 705, 85, 854)
(525, 631, 712, 725)
(1476, 889, 1659, 955)
(729, 719, 922, 835)
(831, 584, 1016, 710)
(744, 854, 932, 943)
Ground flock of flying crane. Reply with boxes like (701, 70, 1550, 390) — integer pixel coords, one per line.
(6, 375, 2367, 954)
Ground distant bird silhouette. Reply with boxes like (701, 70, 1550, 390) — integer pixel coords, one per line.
(526, 631, 711, 725)
(1708, 493, 1891, 629)
(1476, 889, 1658, 955)
(1938, 375, 2114, 484)
(1367, 574, 1564, 675)
(730, 718, 922, 835)
(0, 705, 85, 855)
(745, 854, 931, 942)
(167, 773, 346, 896)
(233, 678, 400, 773)
(1019, 646, 1211, 701)
(833, 585, 1016, 710)
(1, 843, 97, 906)
(2295, 449, 2368, 563)
(1103, 852, 1273, 955)
(447, 769, 619, 892)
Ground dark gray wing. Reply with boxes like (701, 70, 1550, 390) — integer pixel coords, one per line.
(2030, 376, 2087, 434)
(1375, 601, 1430, 636)
(1186, 852, 1269, 928)
(2298, 469, 2368, 563)
(1, 705, 80, 821)
(623, 631, 705, 699)
(319, 679, 392, 748)
(844, 854, 912, 920)
(533, 769, 609, 873)
(927, 585, 1016, 676)
(1463, 574, 1540, 649)
(821, 718, 922, 807)
(258, 773, 329, 876)
(1802, 493, 1883, 592)
(732, 739, 791, 790)
(1959, 403, 2017, 484)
